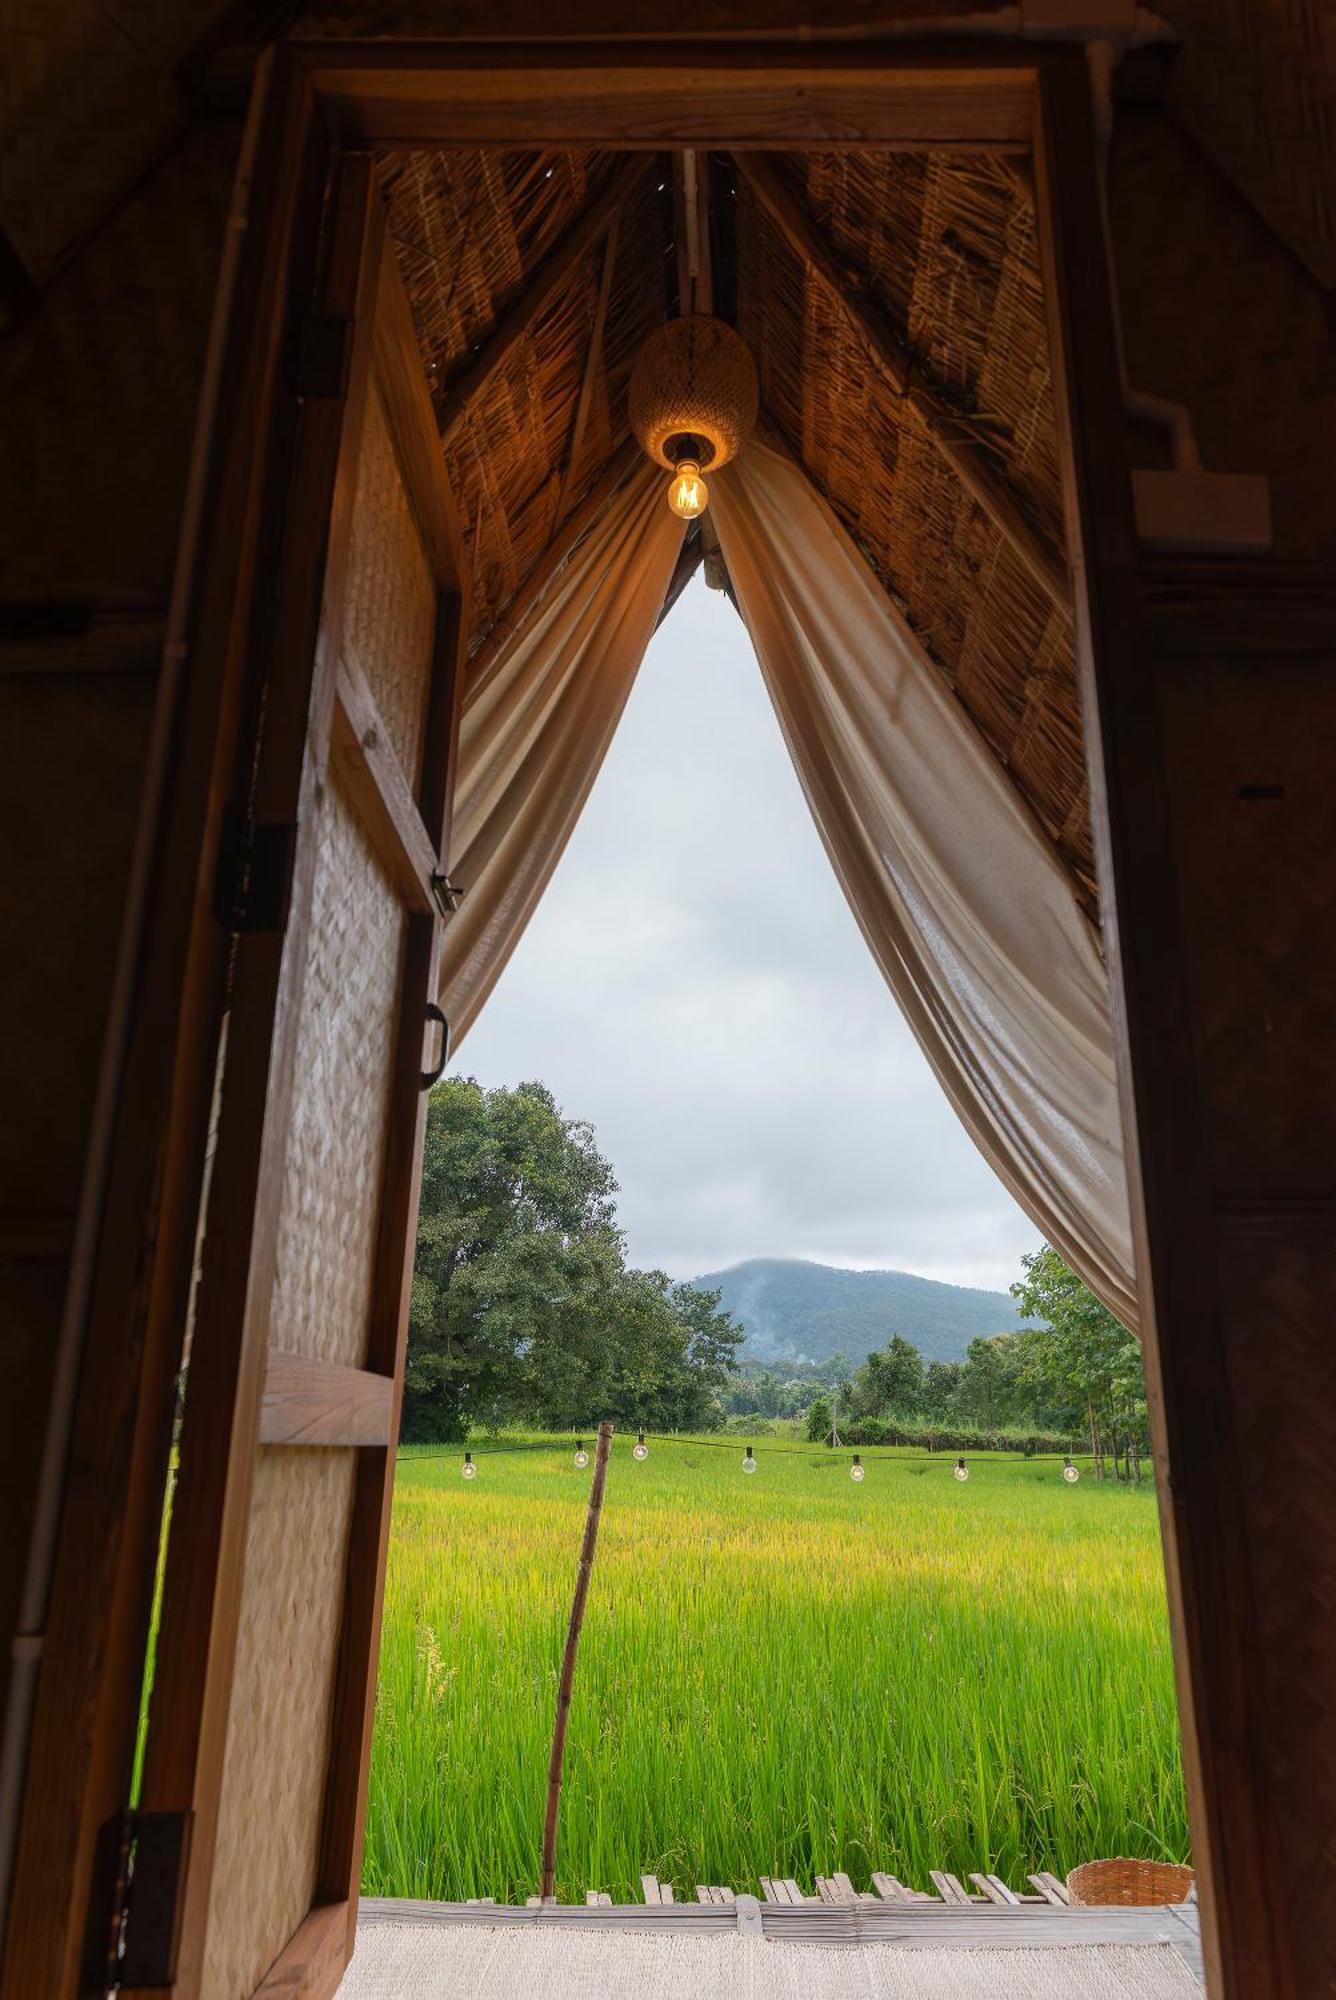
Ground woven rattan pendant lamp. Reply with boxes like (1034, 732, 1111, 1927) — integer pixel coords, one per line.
(628, 314, 759, 518)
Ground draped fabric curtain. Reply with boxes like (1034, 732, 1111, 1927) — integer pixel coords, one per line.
(438, 439, 1137, 1329)
(710, 442, 1136, 1328)
(437, 464, 684, 1043)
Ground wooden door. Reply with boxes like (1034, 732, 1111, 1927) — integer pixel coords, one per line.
(120, 148, 466, 2000)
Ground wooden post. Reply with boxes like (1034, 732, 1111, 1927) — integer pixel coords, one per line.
(540, 1420, 613, 1903)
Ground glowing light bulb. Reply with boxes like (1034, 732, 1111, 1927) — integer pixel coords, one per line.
(633, 1433, 649, 1461)
(667, 458, 709, 520)
(574, 1442, 589, 1469)
(850, 1454, 865, 1483)
(742, 1447, 757, 1474)
(953, 1457, 970, 1483)
(462, 1451, 477, 1481)
(1063, 1458, 1080, 1483)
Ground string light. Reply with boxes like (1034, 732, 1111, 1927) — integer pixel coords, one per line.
(573, 1441, 589, 1469)
(850, 1454, 865, 1483)
(407, 1436, 1090, 1474)
(462, 1451, 477, 1481)
(742, 1446, 758, 1475)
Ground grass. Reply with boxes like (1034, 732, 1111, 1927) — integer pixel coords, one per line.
(363, 1435, 1187, 1905)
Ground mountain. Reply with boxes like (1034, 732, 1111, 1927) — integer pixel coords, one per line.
(687, 1257, 1039, 1368)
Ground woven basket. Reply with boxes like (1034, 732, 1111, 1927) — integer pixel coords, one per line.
(1066, 1860, 1195, 1907)
(628, 315, 759, 471)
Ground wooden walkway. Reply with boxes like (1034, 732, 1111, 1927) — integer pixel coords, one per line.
(361, 1871, 1203, 1984)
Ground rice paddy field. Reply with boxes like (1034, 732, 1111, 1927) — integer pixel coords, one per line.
(363, 1436, 1187, 1905)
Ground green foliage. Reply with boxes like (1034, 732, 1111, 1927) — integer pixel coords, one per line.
(846, 1334, 924, 1419)
(1010, 1246, 1148, 1474)
(405, 1079, 742, 1441)
(820, 1251, 1149, 1478)
(805, 1395, 833, 1443)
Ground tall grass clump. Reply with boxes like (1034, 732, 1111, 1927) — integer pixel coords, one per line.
(363, 1439, 1185, 1904)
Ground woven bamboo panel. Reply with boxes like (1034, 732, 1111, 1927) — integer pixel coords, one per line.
(267, 771, 406, 1369)
(737, 154, 1094, 919)
(383, 155, 668, 654)
(0, 0, 227, 284)
(0, 123, 236, 601)
(343, 384, 437, 789)
(1163, 0, 1336, 289)
(202, 1447, 357, 2000)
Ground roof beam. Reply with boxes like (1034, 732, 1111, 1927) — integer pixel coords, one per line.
(672, 150, 713, 317)
(439, 156, 650, 448)
(553, 214, 620, 526)
(734, 152, 1068, 615)
(469, 435, 642, 687)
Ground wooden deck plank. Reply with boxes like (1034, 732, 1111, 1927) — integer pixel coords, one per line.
(640, 1875, 660, 1906)
(971, 1873, 1021, 1906)
(1032, 1872, 1073, 1906)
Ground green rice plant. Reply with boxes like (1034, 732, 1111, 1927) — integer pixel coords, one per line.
(363, 1438, 1186, 1904)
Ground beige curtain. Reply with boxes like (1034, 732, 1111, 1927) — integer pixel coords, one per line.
(710, 441, 1137, 1328)
(438, 438, 1136, 1329)
(438, 464, 684, 1043)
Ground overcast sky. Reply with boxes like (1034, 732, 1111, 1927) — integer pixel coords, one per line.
(457, 578, 1041, 1293)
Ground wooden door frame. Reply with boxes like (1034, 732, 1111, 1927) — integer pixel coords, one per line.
(3, 32, 1277, 2000)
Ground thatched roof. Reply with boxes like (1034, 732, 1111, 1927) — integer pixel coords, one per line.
(381, 144, 1097, 915)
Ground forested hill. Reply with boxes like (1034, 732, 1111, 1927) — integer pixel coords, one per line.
(687, 1258, 1038, 1367)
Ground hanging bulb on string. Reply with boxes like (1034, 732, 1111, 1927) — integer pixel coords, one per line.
(1063, 1457, 1080, 1483)
(742, 1446, 758, 1475)
(462, 1451, 477, 1481)
(573, 1441, 589, 1469)
(953, 1457, 970, 1482)
(633, 1432, 649, 1461)
(850, 1454, 865, 1483)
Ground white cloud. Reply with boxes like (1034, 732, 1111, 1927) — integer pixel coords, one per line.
(456, 577, 1042, 1292)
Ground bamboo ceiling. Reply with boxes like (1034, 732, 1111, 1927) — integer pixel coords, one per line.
(380, 145, 1096, 917)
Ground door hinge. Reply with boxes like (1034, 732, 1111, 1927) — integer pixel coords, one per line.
(297, 313, 355, 401)
(430, 871, 465, 919)
(95, 1808, 193, 1991)
(213, 804, 297, 935)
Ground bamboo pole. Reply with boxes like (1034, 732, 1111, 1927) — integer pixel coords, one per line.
(540, 1419, 613, 1902)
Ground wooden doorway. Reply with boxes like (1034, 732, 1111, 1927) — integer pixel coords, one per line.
(1, 35, 1303, 2000)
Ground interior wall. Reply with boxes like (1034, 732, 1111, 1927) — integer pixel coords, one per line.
(1110, 104, 1336, 558)
(1101, 90, 1336, 1997)
(0, 117, 239, 1727)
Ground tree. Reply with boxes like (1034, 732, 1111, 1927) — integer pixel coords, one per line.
(953, 1334, 1025, 1429)
(806, 1395, 833, 1444)
(922, 1359, 963, 1414)
(405, 1079, 742, 1439)
(847, 1335, 925, 1419)
(1010, 1246, 1147, 1477)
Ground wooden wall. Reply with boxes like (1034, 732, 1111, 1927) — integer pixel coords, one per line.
(1112, 105, 1336, 559)
(0, 119, 239, 1727)
(1100, 99, 1336, 1999)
